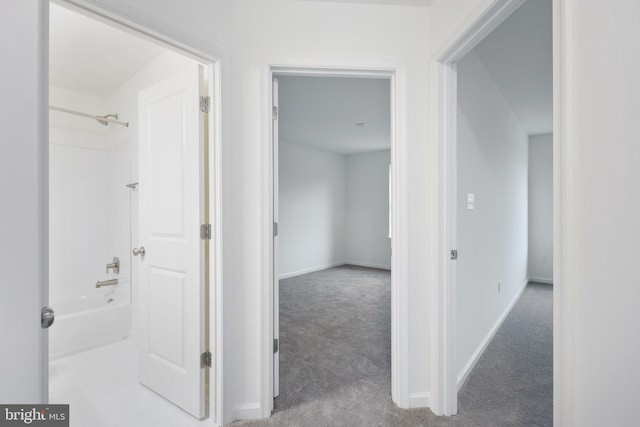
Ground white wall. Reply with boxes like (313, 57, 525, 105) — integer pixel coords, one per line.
(6, 1, 640, 424)
(560, 1, 640, 425)
(0, 0, 48, 404)
(456, 51, 529, 382)
(229, 1, 431, 418)
(279, 144, 391, 277)
(346, 149, 391, 269)
(528, 133, 553, 283)
(279, 141, 347, 278)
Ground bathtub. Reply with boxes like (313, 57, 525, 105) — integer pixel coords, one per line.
(49, 294, 132, 360)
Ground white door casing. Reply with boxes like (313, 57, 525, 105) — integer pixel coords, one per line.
(138, 66, 206, 419)
(272, 77, 280, 399)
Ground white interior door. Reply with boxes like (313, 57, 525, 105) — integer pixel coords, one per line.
(138, 66, 206, 419)
(273, 77, 280, 398)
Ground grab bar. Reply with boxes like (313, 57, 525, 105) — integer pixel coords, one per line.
(96, 279, 118, 288)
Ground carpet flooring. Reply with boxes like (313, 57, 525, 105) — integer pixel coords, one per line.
(229, 266, 552, 427)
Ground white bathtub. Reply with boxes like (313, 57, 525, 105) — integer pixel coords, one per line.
(49, 294, 132, 360)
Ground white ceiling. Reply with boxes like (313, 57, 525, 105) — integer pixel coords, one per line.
(298, 0, 433, 6)
(49, 4, 165, 97)
(278, 76, 391, 155)
(472, 0, 553, 135)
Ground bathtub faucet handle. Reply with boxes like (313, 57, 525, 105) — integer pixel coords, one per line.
(106, 257, 120, 274)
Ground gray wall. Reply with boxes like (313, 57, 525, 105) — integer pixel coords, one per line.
(279, 142, 391, 277)
(278, 141, 347, 278)
(346, 150, 391, 269)
(528, 133, 553, 283)
(456, 50, 529, 383)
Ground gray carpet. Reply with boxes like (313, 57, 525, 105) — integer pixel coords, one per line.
(229, 266, 552, 426)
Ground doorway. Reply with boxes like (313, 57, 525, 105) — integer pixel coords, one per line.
(433, 0, 555, 420)
(265, 67, 406, 416)
(47, 2, 221, 425)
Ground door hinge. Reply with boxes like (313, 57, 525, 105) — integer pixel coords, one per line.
(272, 105, 278, 121)
(273, 338, 279, 353)
(201, 351, 212, 368)
(451, 250, 458, 260)
(200, 95, 210, 113)
(200, 223, 212, 240)
(273, 222, 279, 237)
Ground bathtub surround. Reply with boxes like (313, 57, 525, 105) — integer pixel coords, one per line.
(49, 86, 133, 358)
(49, 294, 131, 360)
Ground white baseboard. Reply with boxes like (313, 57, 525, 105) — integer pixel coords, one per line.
(528, 276, 553, 285)
(408, 392, 430, 408)
(279, 262, 346, 280)
(344, 260, 391, 270)
(457, 279, 528, 390)
(232, 403, 261, 421)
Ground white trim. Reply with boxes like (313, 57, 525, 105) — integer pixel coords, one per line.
(50, 1, 224, 424)
(344, 261, 391, 271)
(263, 63, 410, 417)
(232, 403, 261, 421)
(54, 0, 227, 60)
(408, 392, 430, 408)
(553, 1, 571, 425)
(456, 280, 528, 390)
(528, 276, 554, 285)
(39, 0, 51, 404)
(431, 0, 532, 417)
(279, 262, 347, 280)
(432, 0, 527, 61)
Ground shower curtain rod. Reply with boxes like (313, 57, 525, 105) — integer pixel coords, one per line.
(49, 105, 130, 127)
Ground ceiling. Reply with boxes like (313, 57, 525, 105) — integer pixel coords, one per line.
(277, 76, 391, 155)
(299, 0, 433, 6)
(49, 4, 165, 97)
(472, 0, 553, 135)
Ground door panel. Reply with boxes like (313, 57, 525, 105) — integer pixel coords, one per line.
(138, 67, 205, 419)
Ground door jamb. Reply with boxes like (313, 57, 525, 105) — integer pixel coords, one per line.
(263, 64, 410, 416)
(46, 1, 224, 424)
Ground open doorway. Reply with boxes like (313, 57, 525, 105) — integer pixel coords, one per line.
(437, 0, 553, 422)
(47, 3, 221, 425)
(268, 70, 399, 420)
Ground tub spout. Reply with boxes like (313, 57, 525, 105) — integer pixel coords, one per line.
(96, 279, 118, 288)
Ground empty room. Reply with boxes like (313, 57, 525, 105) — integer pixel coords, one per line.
(272, 75, 394, 422)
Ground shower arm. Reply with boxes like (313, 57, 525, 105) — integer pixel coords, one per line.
(49, 105, 129, 127)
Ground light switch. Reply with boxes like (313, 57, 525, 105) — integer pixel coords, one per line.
(467, 193, 475, 210)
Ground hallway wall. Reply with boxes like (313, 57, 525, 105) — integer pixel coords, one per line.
(528, 133, 553, 283)
(456, 50, 529, 384)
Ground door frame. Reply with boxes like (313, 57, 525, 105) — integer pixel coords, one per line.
(430, 0, 566, 422)
(46, 1, 224, 424)
(262, 64, 410, 415)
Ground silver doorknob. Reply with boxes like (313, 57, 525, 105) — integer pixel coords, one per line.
(132, 246, 146, 256)
(41, 306, 55, 329)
